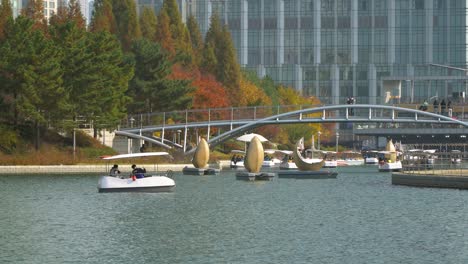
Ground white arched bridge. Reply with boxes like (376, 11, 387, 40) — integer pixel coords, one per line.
(116, 104, 468, 154)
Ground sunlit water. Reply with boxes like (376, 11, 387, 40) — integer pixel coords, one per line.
(1, 166, 467, 264)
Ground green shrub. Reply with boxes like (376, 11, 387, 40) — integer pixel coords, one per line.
(0, 126, 18, 153)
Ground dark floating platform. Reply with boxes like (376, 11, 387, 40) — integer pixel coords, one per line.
(182, 167, 220, 176)
(277, 170, 338, 179)
(392, 172, 468, 189)
(236, 172, 275, 181)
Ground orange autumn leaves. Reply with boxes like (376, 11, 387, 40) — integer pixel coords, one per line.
(170, 66, 272, 109)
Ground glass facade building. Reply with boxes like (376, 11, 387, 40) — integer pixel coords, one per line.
(138, 0, 468, 105)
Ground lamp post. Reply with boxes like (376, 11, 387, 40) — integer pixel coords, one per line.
(336, 132, 339, 153)
(129, 117, 135, 153)
(177, 129, 182, 145)
(318, 131, 321, 150)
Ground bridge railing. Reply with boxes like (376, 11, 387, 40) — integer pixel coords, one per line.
(125, 104, 319, 129)
(122, 103, 468, 130)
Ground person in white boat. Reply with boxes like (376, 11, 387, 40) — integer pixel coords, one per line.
(131, 164, 146, 179)
(109, 164, 120, 176)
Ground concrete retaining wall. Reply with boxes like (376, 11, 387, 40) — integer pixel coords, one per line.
(0, 163, 222, 175)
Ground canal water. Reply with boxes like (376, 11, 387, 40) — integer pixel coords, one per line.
(1, 166, 467, 264)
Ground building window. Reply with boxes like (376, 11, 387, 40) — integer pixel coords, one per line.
(415, 0, 424, 10)
(359, 0, 368, 11)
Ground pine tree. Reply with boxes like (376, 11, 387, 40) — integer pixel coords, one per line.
(139, 6, 157, 42)
(0, 0, 13, 41)
(129, 38, 193, 113)
(86, 31, 133, 133)
(0, 16, 67, 149)
(218, 25, 241, 102)
(203, 13, 241, 105)
(111, 0, 141, 52)
(22, 0, 47, 32)
(49, 4, 69, 27)
(90, 0, 117, 34)
(68, 0, 86, 29)
(187, 15, 203, 65)
(155, 9, 175, 57)
(162, 0, 184, 41)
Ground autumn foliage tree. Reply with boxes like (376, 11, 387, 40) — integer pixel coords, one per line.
(0, 0, 12, 41)
(90, 0, 117, 33)
(139, 6, 158, 42)
(238, 78, 272, 107)
(277, 86, 322, 147)
(22, 0, 47, 32)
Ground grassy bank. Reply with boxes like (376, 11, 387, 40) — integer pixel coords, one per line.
(0, 127, 236, 165)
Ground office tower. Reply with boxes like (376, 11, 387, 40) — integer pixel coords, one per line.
(138, 0, 468, 105)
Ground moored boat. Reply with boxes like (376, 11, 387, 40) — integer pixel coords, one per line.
(98, 152, 175, 193)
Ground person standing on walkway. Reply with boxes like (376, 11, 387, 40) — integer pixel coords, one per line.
(440, 99, 446, 115)
(448, 100, 453, 117)
(433, 99, 439, 114)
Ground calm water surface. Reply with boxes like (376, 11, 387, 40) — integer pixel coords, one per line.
(1, 166, 467, 264)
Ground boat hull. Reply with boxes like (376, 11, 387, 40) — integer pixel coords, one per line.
(365, 157, 379, 165)
(378, 161, 402, 172)
(279, 162, 298, 170)
(98, 176, 175, 193)
(323, 160, 337, 168)
(230, 161, 245, 168)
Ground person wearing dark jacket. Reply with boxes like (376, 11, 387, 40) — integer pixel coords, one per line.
(440, 99, 446, 115)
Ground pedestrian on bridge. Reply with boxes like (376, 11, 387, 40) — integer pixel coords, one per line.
(433, 99, 439, 114)
(440, 99, 446, 115)
(448, 100, 453, 117)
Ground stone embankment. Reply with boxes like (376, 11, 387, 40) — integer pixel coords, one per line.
(0, 162, 226, 175)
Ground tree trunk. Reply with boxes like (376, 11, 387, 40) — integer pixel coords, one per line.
(34, 121, 40, 150)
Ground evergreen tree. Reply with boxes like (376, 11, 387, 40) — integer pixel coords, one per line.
(129, 38, 193, 113)
(161, 0, 193, 65)
(86, 31, 133, 133)
(217, 25, 241, 100)
(49, 4, 69, 27)
(68, 0, 86, 29)
(90, 0, 117, 34)
(21, 0, 47, 32)
(155, 9, 175, 57)
(201, 42, 217, 74)
(0, 0, 13, 41)
(111, 0, 141, 52)
(203, 13, 241, 104)
(139, 6, 157, 42)
(202, 12, 222, 73)
(187, 15, 203, 65)
(0, 16, 67, 149)
(162, 0, 183, 41)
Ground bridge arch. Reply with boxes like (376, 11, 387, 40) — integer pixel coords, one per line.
(115, 104, 468, 154)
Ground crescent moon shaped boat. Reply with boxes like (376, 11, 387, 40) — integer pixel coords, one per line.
(293, 138, 324, 171)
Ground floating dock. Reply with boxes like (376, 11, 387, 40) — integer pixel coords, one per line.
(182, 167, 220, 176)
(277, 170, 337, 179)
(392, 170, 468, 189)
(236, 172, 275, 181)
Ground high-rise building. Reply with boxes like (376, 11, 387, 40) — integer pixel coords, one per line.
(10, 0, 22, 17)
(135, 0, 468, 105)
(43, 0, 58, 19)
